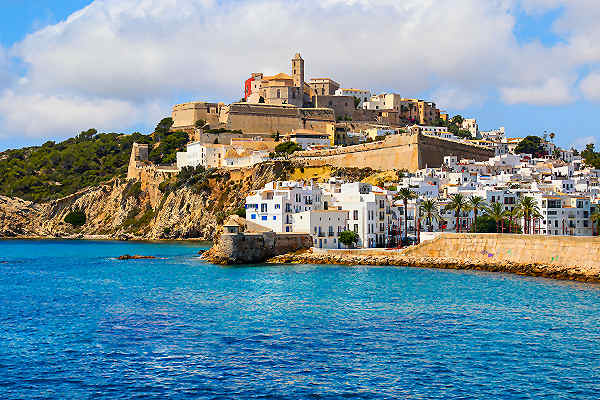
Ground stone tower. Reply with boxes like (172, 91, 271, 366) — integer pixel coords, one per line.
(127, 142, 149, 179)
(291, 53, 304, 88)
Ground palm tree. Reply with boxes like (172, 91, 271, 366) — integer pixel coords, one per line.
(444, 193, 469, 233)
(591, 211, 600, 236)
(505, 207, 522, 233)
(487, 202, 506, 233)
(420, 199, 440, 232)
(518, 196, 540, 234)
(395, 188, 417, 238)
(531, 209, 543, 234)
(468, 195, 486, 233)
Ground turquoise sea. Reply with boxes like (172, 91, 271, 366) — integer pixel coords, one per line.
(1, 240, 599, 399)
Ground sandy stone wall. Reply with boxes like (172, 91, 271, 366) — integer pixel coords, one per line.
(418, 135, 493, 168)
(172, 102, 221, 129)
(206, 231, 313, 264)
(224, 103, 302, 134)
(402, 233, 600, 269)
(293, 133, 493, 171)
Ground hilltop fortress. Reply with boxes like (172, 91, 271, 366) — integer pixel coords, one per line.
(165, 52, 493, 172)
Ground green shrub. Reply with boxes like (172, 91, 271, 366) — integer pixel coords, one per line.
(230, 207, 246, 218)
(64, 208, 86, 226)
(274, 141, 302, 155)
(0, 130, 152, 202)
(124, 181, 142, 199)
(122, 206, 155, 230)
(339, 230, 359, 247)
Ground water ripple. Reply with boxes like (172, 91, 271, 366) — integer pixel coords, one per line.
(0, 240, 599, 399)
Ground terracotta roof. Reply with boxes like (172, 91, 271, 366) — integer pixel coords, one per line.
(263, 72, 293, 81)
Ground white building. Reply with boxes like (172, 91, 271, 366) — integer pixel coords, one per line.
(334, 88, 371, 107)
(176, 142, 226, 169)
(461, 118, 479, 138)
(480, 127, 505, 142)
(245, 181, 324, 233)
(287, 130, 330, 149)
(293, 210, 349, 249)
(330, 182, 394, 248)
(531, 194, 592, 236)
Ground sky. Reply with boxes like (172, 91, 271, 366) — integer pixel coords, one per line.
(0, 0, 599, 151)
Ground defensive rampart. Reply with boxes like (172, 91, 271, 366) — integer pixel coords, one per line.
(268, 233, 600, 283)
(205, 231, 313, 264)
(402, 233, 600, 270)
(293, 133, 493, 171)
(220, 103, 335, 134)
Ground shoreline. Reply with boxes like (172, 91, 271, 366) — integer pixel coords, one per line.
(0, 235, 212, 244)
(267, 251, 600, 284)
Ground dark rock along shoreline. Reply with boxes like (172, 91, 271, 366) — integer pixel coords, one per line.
(265, 251, 600, 284)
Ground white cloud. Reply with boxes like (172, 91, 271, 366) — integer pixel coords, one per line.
(570, 135, 597, 150)
(431, 87, 486, 110)
(0, 46, 11, 89)
(0, 0, 599, 141)
(579, 72, 600, 101)
(0, 90, 162, 139)
(500, 77, 575, 105)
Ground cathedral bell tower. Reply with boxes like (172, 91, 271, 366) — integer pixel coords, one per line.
(291, 53, 304, 88)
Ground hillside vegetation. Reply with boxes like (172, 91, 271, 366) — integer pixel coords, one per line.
(0, 129, 153, 202)
(0, 117, 193, 202)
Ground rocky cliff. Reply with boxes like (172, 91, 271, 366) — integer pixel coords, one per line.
(0, 162, 296, 240)
(0, 162, 380, 241)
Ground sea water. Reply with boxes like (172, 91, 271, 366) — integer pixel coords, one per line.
(1, 240, 599, 399)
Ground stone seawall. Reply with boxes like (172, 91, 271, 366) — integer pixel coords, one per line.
(204, 231, 313, 265)
(402, 233, 600, 270)
(267, 233, 600, 283)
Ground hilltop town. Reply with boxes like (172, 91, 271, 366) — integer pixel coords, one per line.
(124, 53, 600, 249)
(2, 53, 600, 247)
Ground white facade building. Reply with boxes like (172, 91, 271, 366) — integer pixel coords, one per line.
(176, 142, 226, 169)
(293, 210, 349, 249)
(288, 130, 330, 149)
(334, 88, 371, 107)
(330, 182, 394, 248)
(245, 181, 324, 233)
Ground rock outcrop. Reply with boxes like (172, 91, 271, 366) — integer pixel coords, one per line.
(268, 249, 600, 283)
(0, 162, 296, 241)
(203, 215, 313, 264)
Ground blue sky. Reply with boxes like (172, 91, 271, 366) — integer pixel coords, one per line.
(0, 0, 599, 151)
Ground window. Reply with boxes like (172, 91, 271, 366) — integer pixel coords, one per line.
(275, 204, 281, 209)
(353, 210, 358, 220)
(277, 89, 280, 98)
(354, 224, 359, 233)
(261, 204, 267, 212)
(273, 216, 277, 220)
(261, 216, 267, 221)
(251, 214, 256, 220)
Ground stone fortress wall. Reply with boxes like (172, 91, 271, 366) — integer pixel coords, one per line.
(292, 132, 494, 171)
(402, 233, 600, 270)
(172, 102, 222, 129)
(210, 231, 313, 264)
(173, 102, 336, 135)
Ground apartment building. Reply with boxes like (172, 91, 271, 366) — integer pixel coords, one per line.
(330, 182, 393, 248)
(245, 181, 324, 232)
(532, 194, 592, 236)
(292, 210, 348, 249)
(334, 88, 371, 107)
